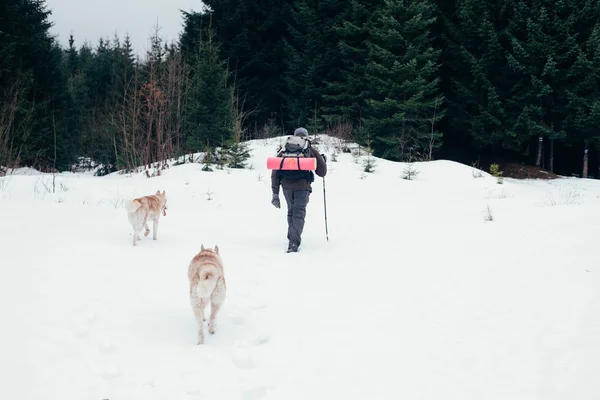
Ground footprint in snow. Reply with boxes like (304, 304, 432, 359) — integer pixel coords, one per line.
(252, 335, 270, 346)
(100, 363, 122, 379)
(74, 310, 97, 338)
(238, 370, 277, 400)
(249, 301, 268, 310)
(231, 340, 256, 370)
(241, 385, 269, 400)
(99, 338, 117, 354)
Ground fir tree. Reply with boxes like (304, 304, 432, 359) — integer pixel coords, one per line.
(0, 0, 73, 170)
(321, 0, 380, 127)
(226, 90, 252, 169)
(440, 0, 515, 153)
(282, 0, 347, 129)
(363, 0, 443, 161)
(198, 0, 288, 131)
(506, 0, 579, 167)
(565, 19, 600, 176)
(185, 26, 233, 152)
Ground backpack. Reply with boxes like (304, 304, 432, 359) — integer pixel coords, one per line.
(277, 136, 314, 183)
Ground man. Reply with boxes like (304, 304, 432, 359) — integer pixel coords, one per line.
(271, 127, 327, 253)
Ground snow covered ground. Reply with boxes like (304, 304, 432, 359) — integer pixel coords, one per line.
(1, 135, 600, 400)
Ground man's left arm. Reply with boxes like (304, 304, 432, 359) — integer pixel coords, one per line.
(310, 147, 327, 178)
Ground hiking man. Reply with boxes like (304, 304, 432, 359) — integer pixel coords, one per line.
(271, 127, 327, 253)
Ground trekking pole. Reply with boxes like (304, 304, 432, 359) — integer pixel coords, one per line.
(323, 177, 329, 241)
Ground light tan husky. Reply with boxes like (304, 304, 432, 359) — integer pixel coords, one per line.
(124, 190, 168, 246)
(188, 245, 227, 345)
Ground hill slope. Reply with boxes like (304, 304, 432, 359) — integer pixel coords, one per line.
(1, 136, 600, 399)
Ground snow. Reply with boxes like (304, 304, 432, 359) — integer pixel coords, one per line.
(1, 135, 600, 400)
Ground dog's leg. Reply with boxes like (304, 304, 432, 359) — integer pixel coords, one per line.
(141, 213, 150, 237)
(192, 298, 207, 345)
(209, 280, 226, 335)
(153, 219, 158, 240)
(208, 301, 222, 335)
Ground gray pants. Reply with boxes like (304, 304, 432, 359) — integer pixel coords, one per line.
(283, 189, 310, 249)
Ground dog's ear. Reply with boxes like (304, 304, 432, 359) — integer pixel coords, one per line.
(162, 190, 166, 196)
(215, 245, 219, 254)
(201, 244, 205, 251)
(156, 190, 160, 195)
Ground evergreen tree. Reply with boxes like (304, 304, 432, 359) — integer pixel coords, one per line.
(440, 0, 516, 154)
(185, 27, 233, 152)
(506, 0, 579, 167)
(199, 0, 288, 131)
(321, 0, 381, 126)
(66, 34, 78, 76)
(0, 0, 72, 170)
(363, 0, 443, 161)
(179, 10, 211, 61)
(564, 17, 600, 176)
(282, 0, 348, 130)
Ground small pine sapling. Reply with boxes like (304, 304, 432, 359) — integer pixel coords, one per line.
(490, 163, 503, 184)
(228, 89, 252, 169)
(362, 134, 376, 173)
(202, 145, 215, 172)
(227, 142, 251, 169)
(402, 163, 420, 180)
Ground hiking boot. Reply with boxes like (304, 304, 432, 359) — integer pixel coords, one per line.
(287, 243, 299, 253)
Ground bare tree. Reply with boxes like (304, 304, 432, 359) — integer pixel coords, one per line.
(427, 95, 442, 161)
(322, 121, 353, 153)
(582, 143, 589, 178)
(0, 75, 33, 174)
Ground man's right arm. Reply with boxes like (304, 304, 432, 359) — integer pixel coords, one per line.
(271, 151, 283, 194)
(271, 169, 281, 194)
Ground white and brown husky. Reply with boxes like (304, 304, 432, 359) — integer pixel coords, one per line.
(188, 245, 227, 345)
(124, 190, 168, 246)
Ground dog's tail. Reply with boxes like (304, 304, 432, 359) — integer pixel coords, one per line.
(124, 199, 142, 213)
(193, 266, 219, 299)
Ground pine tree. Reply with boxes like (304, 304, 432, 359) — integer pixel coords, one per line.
(185, 26, 233, 153)
(321, 0, 380, 127)
(282, 0, 318, 127)
(363, 0, 443, 161)
(0, 0, 73, 170)
(506, 0, 579, 168)
(199, 0, 288, 131)
(66, 34, 78, 76)
(282, 0, 348, 130)
(179, 10, 211, 61)
(565, 18, 600, 177)
(440, 0, 516, 153)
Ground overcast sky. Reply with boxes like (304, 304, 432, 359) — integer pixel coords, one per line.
(46, 0, 204, 56)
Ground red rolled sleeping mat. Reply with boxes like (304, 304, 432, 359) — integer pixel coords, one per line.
(267, 156, 317, 170)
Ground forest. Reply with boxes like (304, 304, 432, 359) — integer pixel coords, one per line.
(2, 0, 600, 177)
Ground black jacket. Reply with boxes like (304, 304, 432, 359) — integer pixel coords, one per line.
(271, 147, 327, 194)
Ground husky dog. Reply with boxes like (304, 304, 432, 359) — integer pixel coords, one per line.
(188, 245, 226, 345)
(124, 190, 168, 246)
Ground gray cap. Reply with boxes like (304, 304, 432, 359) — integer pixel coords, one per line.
(294, 127, 309, 137)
